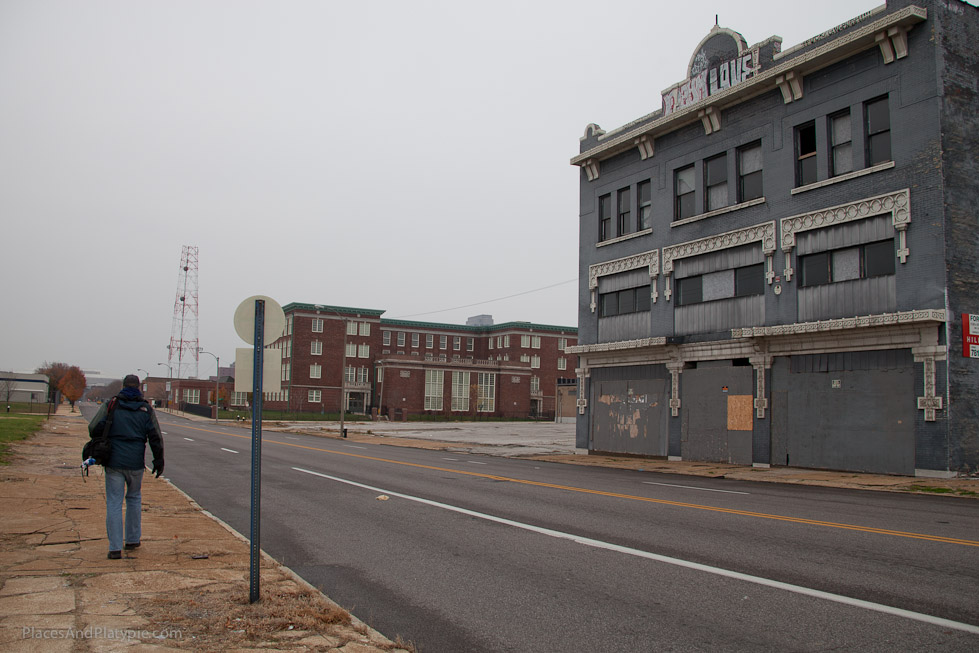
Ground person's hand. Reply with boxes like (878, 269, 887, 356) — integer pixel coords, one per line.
(152, 460, 164, 478)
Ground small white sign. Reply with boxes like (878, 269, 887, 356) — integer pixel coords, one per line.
(234, 348, 282, 393)
(972, 344, 979, 359)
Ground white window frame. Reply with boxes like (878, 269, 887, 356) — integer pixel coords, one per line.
(397, 332, 406, 347)
(412, 333, 420, 347)
(383, 331, 391, 346)
(521, 335, 531, 348)
(558, 357, 567, 370)
(477, 373, 496, 412)
(440, 335, 448, 349)
(451, 371, 470, 411)
(311, 340, 322, 356)
(358, 344, 370, 358)
(359, 322, 370, 336)
(531, 355, 541, 369)
(425, 369, 444, 411)
(467, 338, 474, 352)
(426, 334, 434, 349)
(182, 388, 200, 404)
(310, 364, 321, 379)
(531, 335, 541, 349)
(312, 318, 324, 333)
(308, 389, 321, 403)
(346, 342, 357, 358)
(347, 321, 358, 336)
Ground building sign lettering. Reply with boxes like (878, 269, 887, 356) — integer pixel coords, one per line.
(663, 28, 756, 116)
(963, 313, 979, 359)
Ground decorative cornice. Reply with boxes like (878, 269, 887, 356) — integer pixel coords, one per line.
(730, 309, 946, 338)
(571, 6, 926, 170)
(589, 250, 660, 289)
(662, 221, 776, 275)
(566, 336, 667, 355)
(779, 188, 910, 251)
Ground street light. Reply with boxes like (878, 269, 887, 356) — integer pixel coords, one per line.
(199, 349, 220, 423)
(156, 362, 172, 411)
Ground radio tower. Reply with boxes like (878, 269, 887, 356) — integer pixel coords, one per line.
(168, 246, 200, 379)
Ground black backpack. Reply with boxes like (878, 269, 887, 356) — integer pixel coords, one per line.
(83, 398, 117, 465)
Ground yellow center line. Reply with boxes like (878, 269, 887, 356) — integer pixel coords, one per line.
(175, 423, 979, 548)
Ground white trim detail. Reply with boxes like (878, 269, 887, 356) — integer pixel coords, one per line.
(775, 71, 804, 103)
(588, 250, 660, 312)
(670, 197, 766, 228)
(698, 106, 721, 135)
(790, 161, 895, 195)
(730, 309, 945, 339)
(662, 221, 777, 299)
(779, 188, 911, 280)
(566, 336, 668, 355)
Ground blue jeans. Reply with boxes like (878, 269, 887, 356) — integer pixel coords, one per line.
(105, 467, 143, 552)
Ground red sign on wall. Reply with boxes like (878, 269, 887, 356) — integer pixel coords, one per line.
(963, 313, 979, 358)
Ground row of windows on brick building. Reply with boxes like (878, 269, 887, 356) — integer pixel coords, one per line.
(598, 94, 891, 241)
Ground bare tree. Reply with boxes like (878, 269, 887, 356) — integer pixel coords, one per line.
(0, 372, 14, 403)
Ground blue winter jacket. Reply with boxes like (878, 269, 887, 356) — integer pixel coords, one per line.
(91, 391, 164, 470)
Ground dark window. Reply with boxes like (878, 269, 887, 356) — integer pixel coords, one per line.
(796, 122, 817, 186)
(637, 180, 652, 231)
(675, 165, 695, 220)
(676, 276, 702, 306)
(599, 286, 651, 317)
(738, 142, 763, 202)
(829, 111, 852, 176)
(705, 153, 728, 211)
(735, 264, 765, 297)
(635, 287, 651, 312)
(600, 292, 618, 317)
(800, 251, 830, 287)
(598, 194, 612, 242)
(864, 240, 895, 277)
(865, 96, 891, 166)
(617, 187, 632, 236)
(800, 239, 895, 287)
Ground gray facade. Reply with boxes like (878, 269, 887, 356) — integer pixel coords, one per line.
(569, 1, 979, 476)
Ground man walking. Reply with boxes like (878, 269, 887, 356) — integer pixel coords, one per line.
(90, 374, 164, 559)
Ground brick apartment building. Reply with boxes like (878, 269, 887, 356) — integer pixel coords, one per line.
(569, 1, 979, 476)
(255, 303, 578, 420)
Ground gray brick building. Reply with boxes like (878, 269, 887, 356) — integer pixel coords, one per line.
(568, 0, 978, 476)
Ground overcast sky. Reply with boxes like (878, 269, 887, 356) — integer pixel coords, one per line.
(1, 0, 889, 380)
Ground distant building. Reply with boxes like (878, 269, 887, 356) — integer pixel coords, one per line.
(0, 372, 49, 403)
(569, 0, 979, 476)
(253, 303, 578, 420)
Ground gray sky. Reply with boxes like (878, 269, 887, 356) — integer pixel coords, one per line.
(1, 0, 885, 380)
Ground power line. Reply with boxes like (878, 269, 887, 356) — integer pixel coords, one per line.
(391, 278, 577, 320)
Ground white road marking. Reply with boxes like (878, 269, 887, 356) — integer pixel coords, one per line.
(468, 461, 488, 465)
(345, 445, 367, 450)
(292, 466, 979, 636)
(441, 458, 459, 461)
(161, 431, 168, 435)
(285, 436, 299, 440)
(221, 448, 239, 454)
(183, 437, 194, 442)
(643, 481, 749, 495)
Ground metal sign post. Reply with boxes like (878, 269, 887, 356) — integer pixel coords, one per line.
(249, 299, 265, 603)
(232, 294, 284, 605)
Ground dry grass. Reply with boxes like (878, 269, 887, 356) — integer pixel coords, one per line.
(134, 579, 355, 650)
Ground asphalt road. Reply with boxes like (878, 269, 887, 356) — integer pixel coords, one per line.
(102, 409, 979, 652)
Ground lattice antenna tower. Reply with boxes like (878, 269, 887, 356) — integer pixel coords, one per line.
(168, 245, 200, 379)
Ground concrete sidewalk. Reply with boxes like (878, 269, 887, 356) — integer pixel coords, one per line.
(0, 406, 410, 652)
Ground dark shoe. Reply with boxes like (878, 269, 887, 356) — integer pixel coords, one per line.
(124, 542, 140, 550)
(107, 551, 122, 559)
